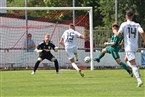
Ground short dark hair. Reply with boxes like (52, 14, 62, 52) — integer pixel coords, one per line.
(27, 33, 32, 37)
(69, 23, 75, 27)
(112, 23, 119, 28)
(69, 23, 75, 30)
(126, 9, 134, 17)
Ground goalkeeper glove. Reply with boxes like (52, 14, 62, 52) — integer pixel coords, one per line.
(54, 47, 59, 52)
(35, 49, 43, 53)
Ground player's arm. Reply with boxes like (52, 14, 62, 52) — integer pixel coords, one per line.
(59, 38, 65, 47)
(75, 31, 86, 39)
(50, 42, 59, 52)
(120, 39, 124, 46)
(34, 44, 43, 53)
(112, 28, 121, 36)
(140, 32, 145, 45)
(27, 44, 36, 49)
(112, 23, 124, 36)
(104, 42, 116, 46)
(138, 24, 145, 45)
(80, 34, 86, 39)
(35, 48, 42, 53)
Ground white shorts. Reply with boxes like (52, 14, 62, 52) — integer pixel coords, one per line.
(125, 51, 136, 61)
(65, 47, 77, 60)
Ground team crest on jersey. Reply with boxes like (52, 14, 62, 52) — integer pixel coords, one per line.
(48, 46, 51, 50)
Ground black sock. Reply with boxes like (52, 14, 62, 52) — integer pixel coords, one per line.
(34, 61, 40, 72)
(54, 60, 59, 73)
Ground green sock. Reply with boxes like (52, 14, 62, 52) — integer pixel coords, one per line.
(119, 62, 131, 72)
(98, 52, 105, 60)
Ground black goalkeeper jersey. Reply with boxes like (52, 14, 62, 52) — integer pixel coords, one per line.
(37, 41, 55, 54)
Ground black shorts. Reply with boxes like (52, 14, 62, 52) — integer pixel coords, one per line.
(39, 52, 54, 61)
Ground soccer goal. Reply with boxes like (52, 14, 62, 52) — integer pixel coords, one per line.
(0, 7, 94, 70)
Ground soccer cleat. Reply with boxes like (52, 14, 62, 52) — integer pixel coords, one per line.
(137, 81, 143, 87)
(31, 71, 35, 75)
(79, 70, 84, 77)
(93, 58, 100, 63)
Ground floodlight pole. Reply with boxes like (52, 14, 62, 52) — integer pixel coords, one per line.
(72, 0, 75, 25)
(25, 0, 28, 30)
(115, 0, 118, 23)
(25, 0, 28, 51)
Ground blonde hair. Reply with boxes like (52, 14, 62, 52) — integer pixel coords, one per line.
(45, 34, 50, 37)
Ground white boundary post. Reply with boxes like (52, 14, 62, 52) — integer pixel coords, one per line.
(89, 7, 94, 70)
(0, 7, 94, 70)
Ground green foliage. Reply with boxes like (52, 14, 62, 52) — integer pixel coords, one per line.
(7, 0, 25, 7)
(99, 0, 115, 28)
(7, 0, 145, 29)
(6, 0, 145, 48)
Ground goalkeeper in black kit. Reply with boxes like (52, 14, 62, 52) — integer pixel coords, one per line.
(31, 34, 59, 75)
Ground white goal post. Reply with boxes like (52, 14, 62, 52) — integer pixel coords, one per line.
(0, 7, 94, 70)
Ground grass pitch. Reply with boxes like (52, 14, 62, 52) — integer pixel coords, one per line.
(0, 69, 145, 97)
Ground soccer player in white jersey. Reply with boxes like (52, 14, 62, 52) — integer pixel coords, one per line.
(112, 9, 145, 87)
(59, 23, 85, 77)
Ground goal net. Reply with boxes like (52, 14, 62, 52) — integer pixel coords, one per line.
(0, 7, 93, 70)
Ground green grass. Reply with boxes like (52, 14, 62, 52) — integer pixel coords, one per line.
(0, 69, 145, 97)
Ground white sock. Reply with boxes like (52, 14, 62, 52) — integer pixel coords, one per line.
(132, 65, 142, 83)
(72, 62, 80, 71)
(126, 61, 132, 68)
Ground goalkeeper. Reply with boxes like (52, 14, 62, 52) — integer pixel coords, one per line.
(31, 34, 59, 74)
(94, 23, 133, 77)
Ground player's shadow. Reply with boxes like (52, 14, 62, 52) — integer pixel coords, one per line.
(84, 76, 97, 78)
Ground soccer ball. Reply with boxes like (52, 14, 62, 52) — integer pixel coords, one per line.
(84, 56, 91, 63)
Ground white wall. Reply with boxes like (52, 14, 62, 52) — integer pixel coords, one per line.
(0, 17, 85, 68)
(0, 17, 144, 68)
(93, 52, 142, 67)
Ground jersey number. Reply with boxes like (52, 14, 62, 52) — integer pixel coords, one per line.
(67, 33, 74, 42)
(127, 27, 137, 38)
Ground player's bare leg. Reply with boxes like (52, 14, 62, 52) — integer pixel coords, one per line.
(129, 59, 143, 87)
(74, 53, 78, 61)
(70, 58, 84, 77)
(124, 57, 132, 68)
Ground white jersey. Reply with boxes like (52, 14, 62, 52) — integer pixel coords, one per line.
(118, 20, 144, 51)
(61, 29, 81, 48)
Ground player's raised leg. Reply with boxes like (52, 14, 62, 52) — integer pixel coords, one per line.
(94, 48, 106, 62)
(74, 52, 78, 61)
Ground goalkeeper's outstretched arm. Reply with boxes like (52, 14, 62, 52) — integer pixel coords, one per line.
(35, 48, 42, 53)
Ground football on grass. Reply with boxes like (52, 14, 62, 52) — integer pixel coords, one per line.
(84, 56, 91, 63)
